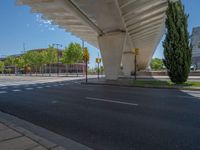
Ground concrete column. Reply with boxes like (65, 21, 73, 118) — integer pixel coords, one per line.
(122, 52, 135, 76)
(98, 32, 126, 80)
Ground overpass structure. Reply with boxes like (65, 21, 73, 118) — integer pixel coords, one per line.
(17, 0, 175, 80)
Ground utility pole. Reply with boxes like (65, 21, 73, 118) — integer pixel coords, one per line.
(53, 43, 62, 76)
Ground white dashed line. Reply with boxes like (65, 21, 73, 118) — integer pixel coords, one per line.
(12, 89, 21, 92)
(86, 97, 139, 106)
(51, 100, 57, 104)
(0, 87, 8, 89)
(0, 91, 7, 94)
(37, 87, 43, 89)
(26, 88, 33, 90)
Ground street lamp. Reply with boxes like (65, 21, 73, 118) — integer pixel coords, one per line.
(52, 43, 62, 76)
(133, 48, 139, 80)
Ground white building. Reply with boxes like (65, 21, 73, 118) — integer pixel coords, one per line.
(191, 27, 200, 69)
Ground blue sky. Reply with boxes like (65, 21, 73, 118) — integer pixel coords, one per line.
(0, 0, 199, 67)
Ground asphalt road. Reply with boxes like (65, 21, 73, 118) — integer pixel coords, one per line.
(0, 80, 200, 150)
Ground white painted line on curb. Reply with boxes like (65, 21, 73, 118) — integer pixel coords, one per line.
(86, 97, 139, 106)
(0, 91, 7, 94)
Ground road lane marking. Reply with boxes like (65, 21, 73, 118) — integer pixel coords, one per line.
(51, 100, 57, 104)
(12, 89, 21, 92)
(0, 87, 8, 89)
(26, 88, 33, 90)
(86, 97, 139, 106)
(177, 95, 200, 99)
(37, 87, 43, 89)
(0, 91, 7, 94)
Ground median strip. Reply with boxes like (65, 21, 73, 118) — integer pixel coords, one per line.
(86, 97, 139, 106)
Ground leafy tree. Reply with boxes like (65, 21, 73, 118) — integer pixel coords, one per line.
(62, 43, 83, 75)
(150, 58, 165, 71)
(4, 56, 15, 67)
(83, 47, 90, 63)
(15, 57, 25, 74)
(0, 61, 5, 74)
(23, 51, 34, 67)
(62, 43, 83, 64)
(23, 51, 36, 74)
(32, 51, 46, 74)
(46, 45, 58, 75)
(163, 0, 191, 84)
(83, 47, 90, 82)
(4, 56, 16, 74)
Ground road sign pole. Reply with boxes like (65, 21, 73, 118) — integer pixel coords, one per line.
(134, 54, 136, 80)
(86, 60, 88, 83)
(98, 62, 100, 80)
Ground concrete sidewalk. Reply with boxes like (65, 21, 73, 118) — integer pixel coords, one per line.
(0, 122, 65, 150)
(0, 111, 93, 150)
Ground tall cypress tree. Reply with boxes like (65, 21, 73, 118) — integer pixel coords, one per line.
(163, 0, 192, 84)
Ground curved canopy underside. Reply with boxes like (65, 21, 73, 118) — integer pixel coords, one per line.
(17, 0, 172, 69)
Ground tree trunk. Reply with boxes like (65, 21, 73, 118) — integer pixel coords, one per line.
(66, 65, 68, 76)
(49, 64, 51, 76)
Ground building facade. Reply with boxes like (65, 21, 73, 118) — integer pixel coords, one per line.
(191, 27, 200, 69)
(0, 48, 85, 74)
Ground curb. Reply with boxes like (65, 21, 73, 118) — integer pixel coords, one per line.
(81, 82, 200, 91)
(0, 111, 93, 150)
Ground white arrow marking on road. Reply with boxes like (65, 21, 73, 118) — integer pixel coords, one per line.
(86, 97, 139, 106)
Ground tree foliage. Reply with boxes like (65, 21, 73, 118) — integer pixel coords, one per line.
(15, 57, 25, 71)
(163, 0, 191, 84)
(83, 47, 90, 63)
(45, 46, 58, 65)
(62, 43, 83, 64)
(0, 61, 4, 73)
(150, 58, 164, 71)
(4, 56, 15, 67)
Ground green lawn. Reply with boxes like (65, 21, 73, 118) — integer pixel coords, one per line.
(131, 80, 200, 88)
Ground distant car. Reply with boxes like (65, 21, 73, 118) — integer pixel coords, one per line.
(191, 65, 196, 71)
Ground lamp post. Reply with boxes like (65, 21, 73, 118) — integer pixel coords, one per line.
(53, 43, 62, 76)
(133, 48, 139, 80)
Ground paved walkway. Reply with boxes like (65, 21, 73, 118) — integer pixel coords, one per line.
(0, 122, 65, 150)
(0, 75, 86, 87)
